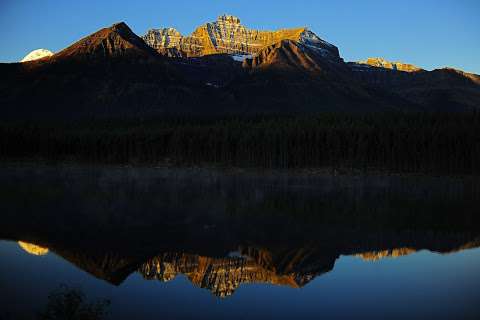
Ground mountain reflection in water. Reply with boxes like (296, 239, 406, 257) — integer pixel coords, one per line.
(1, 164, 479, 301)
(0, 165, 480, 320)
(11, 230, 479, 299)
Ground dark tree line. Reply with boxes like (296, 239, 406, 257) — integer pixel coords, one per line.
(1, 112, 479, 173)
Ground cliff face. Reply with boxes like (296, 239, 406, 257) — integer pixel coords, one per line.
(142, 15, 340, 59)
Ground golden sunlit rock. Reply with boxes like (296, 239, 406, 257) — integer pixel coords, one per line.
(142, 14, 339, 59)
(18, 241, 49, 256)
(359, 57, 423, 72)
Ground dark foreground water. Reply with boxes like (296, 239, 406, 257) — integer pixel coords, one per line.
(0, 164, 479, 320)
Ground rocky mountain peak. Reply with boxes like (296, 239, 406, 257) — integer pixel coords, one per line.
(142, 15, 340, 59)
(54, 21, 158, 60)
(217, 14, 241, 25)
(110, 21, 130, 32)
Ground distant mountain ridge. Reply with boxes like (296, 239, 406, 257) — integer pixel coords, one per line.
(2, 16, 480, 118)
(356, 57, 423, 72)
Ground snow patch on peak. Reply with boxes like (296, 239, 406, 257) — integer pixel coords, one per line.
(298, 29, 340, 60)
(21, 49, 54, 62)
(300, 29, 336, 48)
(231, 54, 253, 62)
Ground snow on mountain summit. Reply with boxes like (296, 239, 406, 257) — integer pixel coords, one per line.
(21, 49, 54, 62)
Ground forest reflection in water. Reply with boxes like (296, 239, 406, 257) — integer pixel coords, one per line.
(1, 164, 479, 319)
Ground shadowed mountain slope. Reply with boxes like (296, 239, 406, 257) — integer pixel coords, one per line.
(0, 22, 226, 119)
(350, 63, 480, 111)
(53, 22, 159, 61)
(228, 40, 411, 113)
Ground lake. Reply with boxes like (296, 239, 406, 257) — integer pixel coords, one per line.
(1, 164, 479, 319)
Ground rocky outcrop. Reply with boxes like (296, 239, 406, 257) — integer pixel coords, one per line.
(21, 49, 53, 62)
(142, 15, 340, 59)
(356, 57, 423, 72)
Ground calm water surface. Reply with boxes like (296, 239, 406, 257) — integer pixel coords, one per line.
(0, 164, 479, 319)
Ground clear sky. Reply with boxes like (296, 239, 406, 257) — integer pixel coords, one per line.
(1, 0, 479, 73)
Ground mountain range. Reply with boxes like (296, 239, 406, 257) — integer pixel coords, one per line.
(1, 15, 479, 119)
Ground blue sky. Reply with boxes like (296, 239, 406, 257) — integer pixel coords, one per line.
(0, 0, 479, 73)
